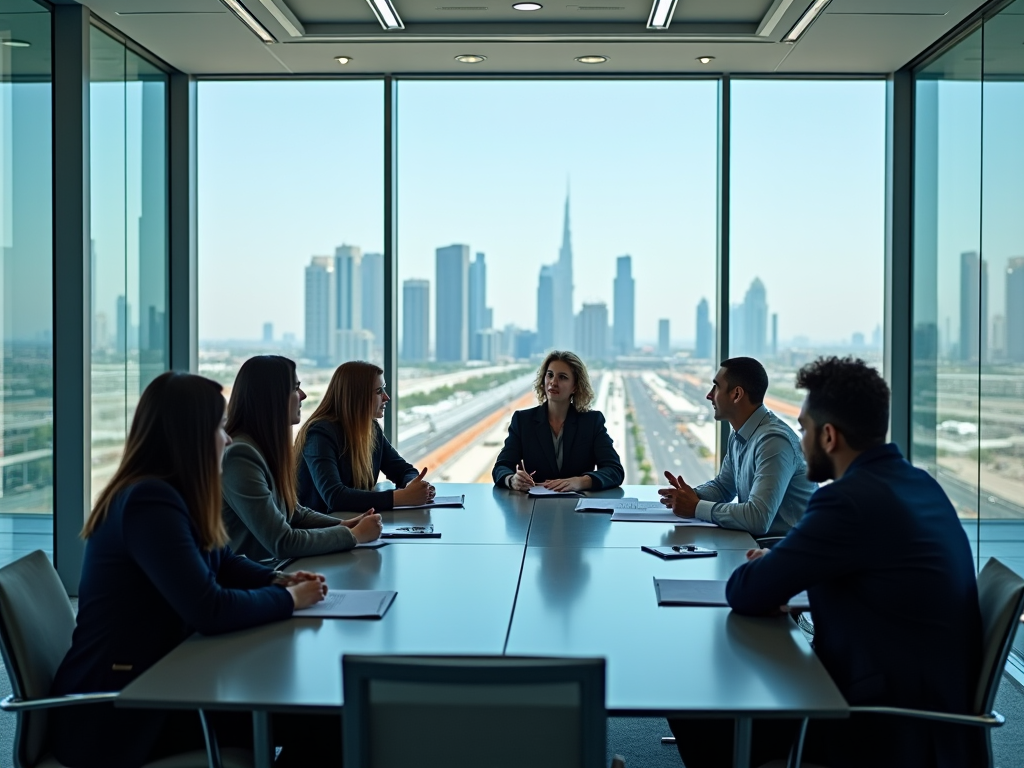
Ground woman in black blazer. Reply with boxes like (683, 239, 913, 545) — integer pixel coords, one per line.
(492, 350, 624, 492)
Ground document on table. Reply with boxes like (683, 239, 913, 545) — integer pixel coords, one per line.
(354, 539, 389, 549)
(654, 578, 810, 611)
(293, 590, 397, 619)
(575, 498, 663, 512)
(392, 494, 465, 510)
(610, 508, 718, 526)
(528, 486, 582, 497)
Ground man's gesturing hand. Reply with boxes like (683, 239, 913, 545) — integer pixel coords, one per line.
(657, 470, 700, 518)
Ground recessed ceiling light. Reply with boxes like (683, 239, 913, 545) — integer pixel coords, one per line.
(646, 0, 678, 29)
(335, 56, 353, 64)
(455, 54, 486, 63)
(697, 56, 714, 64)
(782, 0, 831, 44)
(513, 2, 543, 9)
(575, 55, 608, 64)
(366, 0, 405, 30)
(221, 0, 276, 43)
(1, 40, 31, 48)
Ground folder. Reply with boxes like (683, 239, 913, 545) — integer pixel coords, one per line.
(654, 578, 810, 610)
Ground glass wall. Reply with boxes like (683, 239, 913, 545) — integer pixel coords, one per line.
(395, 81, 720, 485)
(90, 27, 169, 501)
(913, 1, 1024, 652)
(730, 80, 887, 431)
(0, 0, 52, 566)
(196, 81, 384, 419)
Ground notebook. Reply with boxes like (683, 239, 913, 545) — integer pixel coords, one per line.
(293, 590, 397, 619)
(654, 578, 810, 610)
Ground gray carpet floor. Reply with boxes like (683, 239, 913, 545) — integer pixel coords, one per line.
(1, 661, 1021, 767)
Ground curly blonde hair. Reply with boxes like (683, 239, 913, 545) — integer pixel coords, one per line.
(533, 350, 594, 412)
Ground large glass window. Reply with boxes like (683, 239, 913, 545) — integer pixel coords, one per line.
(729, 80, 886, 430)
(396, 81, 720, 485)
(90, 28, 169, 502)
(196, 81, 384, 420)
(0, 0, 52, 566)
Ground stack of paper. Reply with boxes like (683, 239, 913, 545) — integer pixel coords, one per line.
(575, 498, 663, 512)
(293, 590, 397, 619)
(527, 486, 582, 498)
(610, 508, 718, 526)
(392, 494, 465, 510)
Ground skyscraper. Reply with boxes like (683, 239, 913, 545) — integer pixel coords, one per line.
(771, 313, 778, 357)
(361, 252, 384, 349)
(304, 256, 335, 366)
(959, 251, 988, 362)
(658, 319, 670, 356)
(435, 244, 470, 362)
(742, 278, 768, 358)
(537, 265, 555, 351)
(469, 252, 490, 360)
(263, 322, 273, 343)
(613, 255, 635, 356)
(730, 303, 745, 357)
(402, 279, 430, 363)
(552, 191, 575, 349)
(334, 244, 362, 334)
(1007, 257, 1024, 361)
(116, 295, 129, 357)
(695, 298, 712, 359)
(575, 302, 608, 361)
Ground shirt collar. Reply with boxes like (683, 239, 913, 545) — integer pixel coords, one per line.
(735, 404, 769, 445)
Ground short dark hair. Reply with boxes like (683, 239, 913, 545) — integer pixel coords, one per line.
(719, 357, 768, 404)
(796, 356, 889, 450)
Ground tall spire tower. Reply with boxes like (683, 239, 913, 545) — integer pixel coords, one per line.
(553, 186, 576, 349)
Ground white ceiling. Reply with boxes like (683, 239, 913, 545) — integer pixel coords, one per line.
(82, 0, 994, 75)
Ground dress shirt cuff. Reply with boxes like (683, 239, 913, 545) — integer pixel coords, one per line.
(694, 500, 716, 523)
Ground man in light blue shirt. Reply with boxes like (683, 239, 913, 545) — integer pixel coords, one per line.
(659, 357, 815, 537)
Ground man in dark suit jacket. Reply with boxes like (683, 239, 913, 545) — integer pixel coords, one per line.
(492, 403, 624, 491)
(670, 356, 984, 768)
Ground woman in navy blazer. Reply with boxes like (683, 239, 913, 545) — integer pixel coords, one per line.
(492, 350, 624, 492)
(49, 372, 328, 768)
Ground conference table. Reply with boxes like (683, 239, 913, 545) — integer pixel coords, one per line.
(118, 483, 848, 768)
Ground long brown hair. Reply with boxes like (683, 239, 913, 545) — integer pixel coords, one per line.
(534, 350, 595, 412)
(225, 355, 299, 516)
(295, 361, 382, 491)
(83, 372, 228, 550)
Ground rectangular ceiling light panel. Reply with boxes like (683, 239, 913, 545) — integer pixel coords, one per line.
(221, 0, 277, 42)
(782, 0, 831, 42)
(646, 0, 679, 29)
(367, 0, 406, 29)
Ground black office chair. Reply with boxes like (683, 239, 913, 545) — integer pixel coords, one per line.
(342, 654, 624, 768)
(0, 550, 251, 768)
(766, 556, 1024, 768)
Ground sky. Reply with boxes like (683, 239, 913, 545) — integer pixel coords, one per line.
(194, 78, 888, 348)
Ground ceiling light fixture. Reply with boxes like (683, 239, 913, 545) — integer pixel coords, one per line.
(512, 2, 543, 9)
(335, 56, 353, 64)
(782, 0, 831, 44)
(220, 0, 276, 43)
(455, 54, 486, 63)
(575, 55, 608, 64)
(0, 39, 30, 48)
(646, 0, 678, 30)
(697, 55, 714, 64)
(366, 0, 405, 30)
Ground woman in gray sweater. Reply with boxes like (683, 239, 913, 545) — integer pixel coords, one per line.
(222, 355, 382, 561)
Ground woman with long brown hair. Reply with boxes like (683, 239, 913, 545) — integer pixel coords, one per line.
(221, 355, 382, 561)
(295, 360, 433, 512)
(49, 372, 327, 768)
(492, 350, 624, 492)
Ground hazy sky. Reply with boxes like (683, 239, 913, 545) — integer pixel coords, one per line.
(196, 78, 887, 347)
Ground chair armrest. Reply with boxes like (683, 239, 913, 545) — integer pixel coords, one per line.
(0, 692, 119, 712)
(849, 705, 1004, 728)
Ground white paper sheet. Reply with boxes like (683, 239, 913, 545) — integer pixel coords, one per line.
(575, 498, 664, 512)
(528, 486, 582, 497)
(392, 495, 465, 510)
(293, 590, 397, 619)
(610, 509, 718, 526)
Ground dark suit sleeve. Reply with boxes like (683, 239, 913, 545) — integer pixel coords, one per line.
(492, 410, 525, 487)
(302, 424, 395, 512)
(379, 431, 419, 488)
(583, 411, 625, 491)
(122, 484, 293, 635)
(216, 549, 278, 589)
(725, 483, 863, 615)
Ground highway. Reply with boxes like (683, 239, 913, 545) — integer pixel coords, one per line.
(624, 373, 716, 487)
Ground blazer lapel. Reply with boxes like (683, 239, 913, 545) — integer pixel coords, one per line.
(562, 407, 579, 463)
(533, 404, 559, 475)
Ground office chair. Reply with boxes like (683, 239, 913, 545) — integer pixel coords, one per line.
(0, 550, 251, 768)
(342, 654, 625, 768)
(766, 556, 1024, 768)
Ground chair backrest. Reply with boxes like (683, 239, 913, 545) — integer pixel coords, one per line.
(974, 557, 1024, 715)
(0, 550, 78, 768)
(342, 655, 606, 768)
